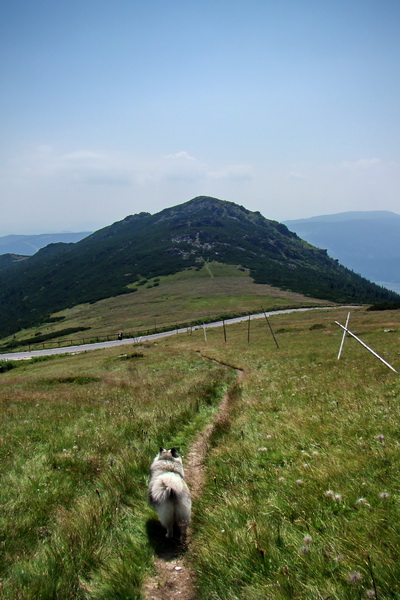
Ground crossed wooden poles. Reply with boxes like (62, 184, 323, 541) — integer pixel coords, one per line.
(336, 312, 398, 374)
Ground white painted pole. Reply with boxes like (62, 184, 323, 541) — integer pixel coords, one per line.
(337, 312, 350, 360)
(335, 321, 398, 373)
(203, 324, 207, 342)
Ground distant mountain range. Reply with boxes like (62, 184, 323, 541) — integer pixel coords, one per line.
(0, 232, 91, 256)
(0, 196, 397, 339)
(284, 211, 400, 293)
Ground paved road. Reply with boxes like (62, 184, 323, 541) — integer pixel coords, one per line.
(0, 306, 340, 361)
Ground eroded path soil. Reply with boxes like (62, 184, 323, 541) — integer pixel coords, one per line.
(143, 357, 243, 600)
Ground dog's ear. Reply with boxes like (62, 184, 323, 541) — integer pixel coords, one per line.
(159, 447, 164, 454)
(171, 448, 179, 458)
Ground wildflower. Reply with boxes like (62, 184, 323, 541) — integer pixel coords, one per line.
(296, 479, 303, 485)
(300, 545, 311, 554)
(379, 491, 390, 499)
(356, 497, 367, 505)
(312, 450, 319, 456)
(366, 590, 376, 598)
(348, 571, 362, 584)
(72, 445, 78, 450)
(266, 434, 272, 439)
(303, 535, 313, 544)
(258, 447, 268, 452)
(376, 434, 385, 442)
(333, 555, 343, 563)
(334, 494, 342, 502)
(325, 490, 335, 498)
(278, 476, 285, 482)
(302, 463, 310, 469)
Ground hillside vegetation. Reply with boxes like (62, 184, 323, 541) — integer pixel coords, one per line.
(1, 306, 399, 599)
(0, 196, 397, 338)
(0, 262, 330, 351)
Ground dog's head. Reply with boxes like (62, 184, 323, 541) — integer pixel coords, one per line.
(158, 447, 180, 461)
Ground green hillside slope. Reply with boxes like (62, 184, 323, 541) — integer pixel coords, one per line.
(0, 262, 332, 350)
(0, 196, 398, 338)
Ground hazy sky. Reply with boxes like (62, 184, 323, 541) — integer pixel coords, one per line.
(1, 0, 400, 235)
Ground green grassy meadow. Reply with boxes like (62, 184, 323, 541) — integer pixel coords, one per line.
(1, 306, 399, 599)
(0, 263, 329, 351)
(0, 343, 234, 599)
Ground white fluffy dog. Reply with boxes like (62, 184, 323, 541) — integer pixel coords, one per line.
(148, 447, 191, 538)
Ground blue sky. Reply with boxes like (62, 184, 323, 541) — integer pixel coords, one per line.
(1, 0, 400, 234)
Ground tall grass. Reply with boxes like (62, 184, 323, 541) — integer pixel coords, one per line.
(0, 344, 233, 599)
(183, 308, 400, 599)
(1, 307, 399, 599)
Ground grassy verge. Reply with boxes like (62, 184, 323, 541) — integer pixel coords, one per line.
(0, 344, 233, 599)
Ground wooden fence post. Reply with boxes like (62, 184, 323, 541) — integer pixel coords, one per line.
(261, 306, 279, 349)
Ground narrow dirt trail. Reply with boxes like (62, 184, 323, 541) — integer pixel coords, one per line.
(143, 358, 244, 600)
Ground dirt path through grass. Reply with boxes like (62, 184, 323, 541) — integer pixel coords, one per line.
(144, 357, 244, 600)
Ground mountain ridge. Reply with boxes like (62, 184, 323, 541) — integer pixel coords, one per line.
(0, 232, 92, 256)
(285, 210, 400, 224)
(0, 196, 398, 338)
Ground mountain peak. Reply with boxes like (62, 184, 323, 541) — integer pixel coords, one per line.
(155, 196, 269, 231)
(158, 195, 245, 218)
(183, 195, 251, 216)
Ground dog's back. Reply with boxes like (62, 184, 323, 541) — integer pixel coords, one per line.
(149, 448, 191, 538)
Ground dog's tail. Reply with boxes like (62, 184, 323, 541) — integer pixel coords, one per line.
(149, 473, 186, 505)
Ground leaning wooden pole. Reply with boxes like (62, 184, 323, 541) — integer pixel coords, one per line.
(335, 321, 398, 373)
(261, 306, 279, 349)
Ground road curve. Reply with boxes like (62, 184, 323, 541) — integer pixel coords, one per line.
(0, 306, 341, 361)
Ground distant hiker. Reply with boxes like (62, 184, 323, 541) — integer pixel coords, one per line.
(117, 332, 123, 340)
